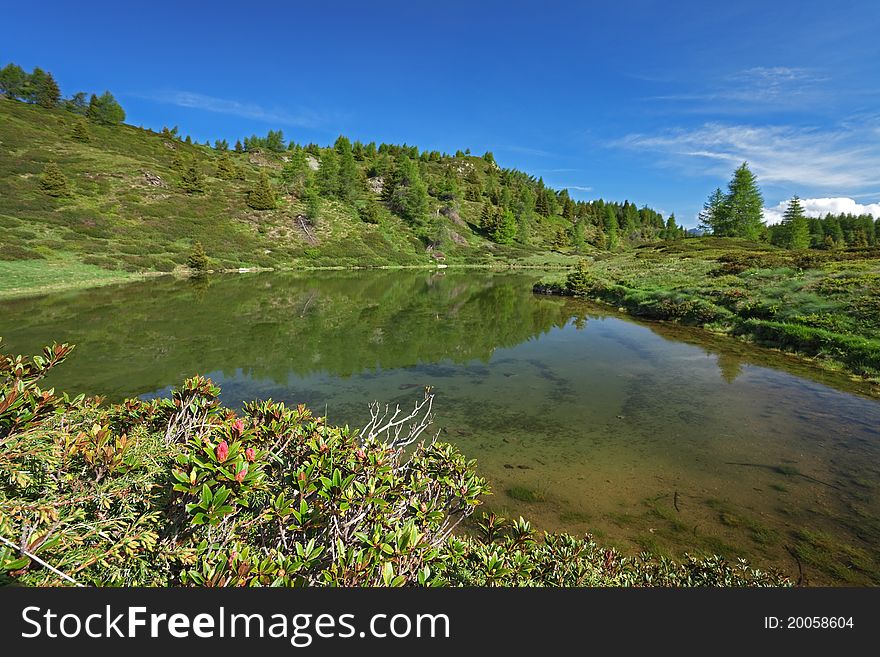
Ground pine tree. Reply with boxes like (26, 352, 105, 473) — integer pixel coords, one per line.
(216, 153, 236, 180)
(234, 140, 243, 153)
(317, 149, 339, 197)
(359, 198, 381, 224)
(0, 63, 27, 99)
(180, 160, 205, 193)
(387, 158, 428, 225)
(781, 195, 810, 250)
(664, 214, 678, 240)
(491, 208, 517, 244)
(33, 70, 60, 108)
(336, 142, 359, 202)
(698, 187, 730, 236)
(280, 149, 309, 195)
(187, 241, 210, 271)
(39, 161, 70, 197)
(604, 205, 619, 249)
(724, 162, 764, 240)
(71, 121, 90, 143)
(87, 91, 125, 125)
(303, 183, 321, 221)
(246, 171, 276, 210)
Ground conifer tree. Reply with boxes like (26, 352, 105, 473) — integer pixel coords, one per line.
(0, 63, 27, 99)
(604, 205, 619, 249)
(303, 183, 321, 221)
(280, 149, 309, 195)
(781, 195, 810, 249)
(87, 91, 125, 125)
(336, 141, 359, 201)
(38, 161, 69, 197)
(317, 149, 339, 198)
(359, 198, 381, 224)
(71, 121, 90, 143)
(491, 208, 517, 244)
(698, 187, 730, 236)
(724, 162, 764, 239)
(187, 241, 210, 271)
(180, 160, 205, 193)
(33, 69, 60, 108)
(234, 140, 243, 152)
(246, 171, 276, 210)
(216, 153, 236, 179)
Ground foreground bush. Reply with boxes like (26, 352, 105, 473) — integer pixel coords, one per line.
(0, 340, 787, 587)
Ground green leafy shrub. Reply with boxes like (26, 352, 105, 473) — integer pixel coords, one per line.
(0, 342, 790, 587)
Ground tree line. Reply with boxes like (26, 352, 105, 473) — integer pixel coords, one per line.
(0, 62, 125, 125)
(699, 161, 879, 250)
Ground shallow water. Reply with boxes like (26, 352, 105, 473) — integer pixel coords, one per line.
(2, 270, 879, 584)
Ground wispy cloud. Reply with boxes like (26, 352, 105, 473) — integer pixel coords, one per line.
(618, 120, 880, 190)
(646, 66, 829, 113)
(140, 90, 331, 128)
(763, 197, 880, 224)
(562, 184, 593, 192)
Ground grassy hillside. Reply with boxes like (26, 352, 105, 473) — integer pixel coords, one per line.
(0, 99, 582, 295)
(538, 237, 880, 385)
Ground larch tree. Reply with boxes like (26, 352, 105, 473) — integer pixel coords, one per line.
(782, 195, 810, 249)
(246, 171, 276, 210)
(724, 162, 765, 240)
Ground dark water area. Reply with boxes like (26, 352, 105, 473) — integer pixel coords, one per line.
(2, 270, 879, 584)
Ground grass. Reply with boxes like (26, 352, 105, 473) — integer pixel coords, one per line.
(545, 237, 880, 385)
(0, 99, 579, 298)
(0, 258, 147, 299)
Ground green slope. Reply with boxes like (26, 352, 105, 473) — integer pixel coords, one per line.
(0, 99, 581, 287)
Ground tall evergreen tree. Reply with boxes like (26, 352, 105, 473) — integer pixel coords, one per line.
(33, 69, 61, 109)
(179, 160, 205, 193)
(604, 205, 619, 249)
(63, 92, 89, 114)
(317, 149, 339, 198)
(724, 162, 764, 240)
(216, 153, 236, 179)
(0, 63, 27, 99)
(336, 140, 359, 201)
(698, 187, 730, 235)
(87, 91, 125, 125)
(246, 171, 276, 210)
(387, 158, 428, 224)
(781, 195, 810, 249)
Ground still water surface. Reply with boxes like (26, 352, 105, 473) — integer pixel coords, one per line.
(2, 270, 879, 584)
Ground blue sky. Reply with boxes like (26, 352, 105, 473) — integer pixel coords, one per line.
(4, 0, 880, 226)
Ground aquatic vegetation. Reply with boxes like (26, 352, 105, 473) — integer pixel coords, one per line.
(506, 485, 544, 503)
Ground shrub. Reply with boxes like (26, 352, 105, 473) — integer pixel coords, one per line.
(186, 240, 209, 271)
(38, 161, 70, 197)
(246, 171, 276, 210)
(0, 342, 789, 588)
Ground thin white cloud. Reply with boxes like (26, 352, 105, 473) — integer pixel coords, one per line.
(763, 197, 880, 224)
(645, 66, 828, 112)
(141, 90, 329, 128)
(563, 185, 593, 192)
(618, 121, 880, 190)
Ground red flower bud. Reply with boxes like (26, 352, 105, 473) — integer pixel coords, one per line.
(235, 467, 247, 483)
(420, 502, 428, 513)
(355, 448, 365, 460)
(245, 447, 255, 462)
(232, 418, 245, 436)
(215, 440, 229, 463)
